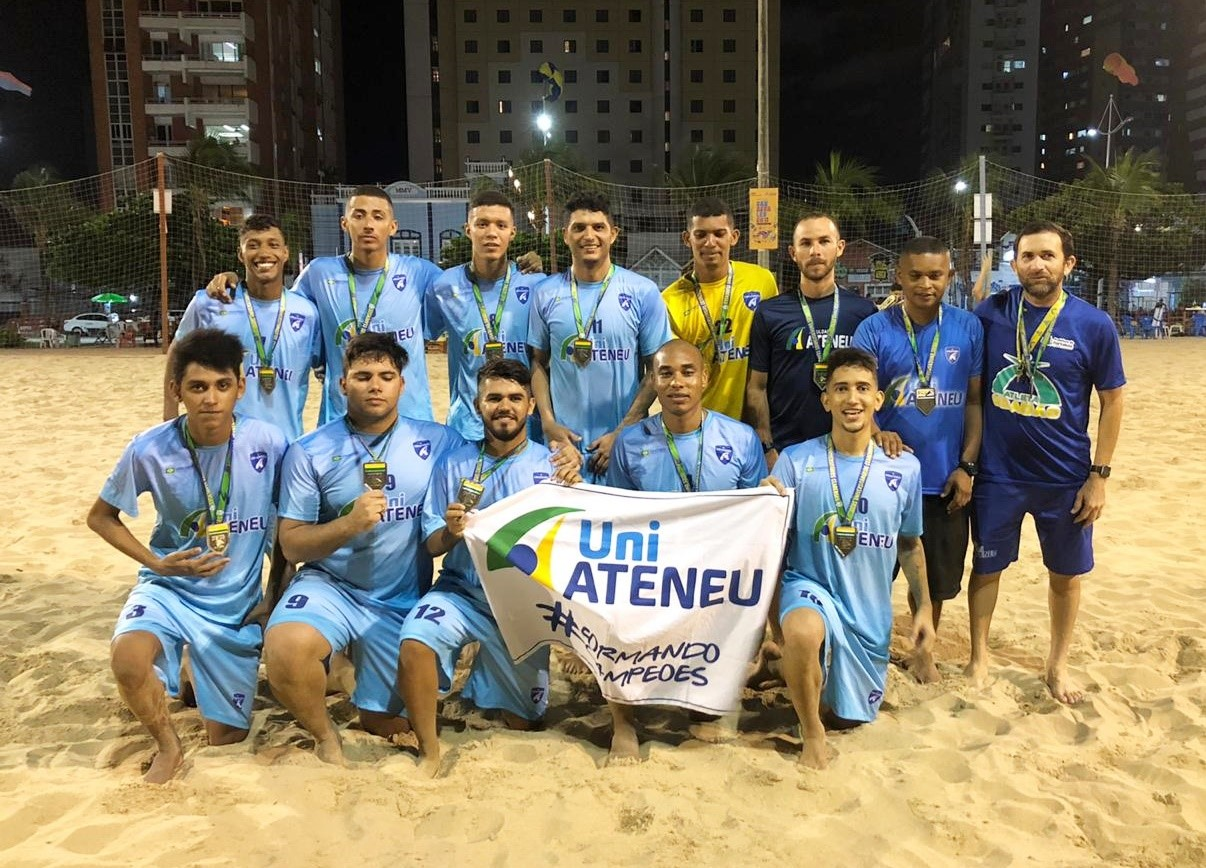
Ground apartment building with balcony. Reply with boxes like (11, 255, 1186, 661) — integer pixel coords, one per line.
(86, 0, 343, 182)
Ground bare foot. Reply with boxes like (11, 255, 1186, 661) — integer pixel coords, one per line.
(688, 710, 739, 743)
(1043, 668, 1084, 705)
(143, 741, 184, 784)
(315, 733, 346, 766)
(910, 648, 941, 684)
(416, 749, 441, 779)
(963, 656, 989, 687)
(798, 734, 828, 770)
(606, 725, 642, 766)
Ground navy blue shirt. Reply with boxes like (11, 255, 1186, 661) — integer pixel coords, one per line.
(749, 288, 878, 450)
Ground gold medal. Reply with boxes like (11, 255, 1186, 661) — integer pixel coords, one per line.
(813, 362, 829, 390)
(206, 521, 231, 554)
(832, 525, 858, 557)
(458, 478, 485, 509)
(362, 460, 388, 490)
(258, 365, 276, 394)
(572, 337, 593, 366)
(913, 386, 937, 415)
(483, 340, 505, 361)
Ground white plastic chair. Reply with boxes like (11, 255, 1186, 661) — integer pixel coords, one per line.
(39, 327, 62, 348)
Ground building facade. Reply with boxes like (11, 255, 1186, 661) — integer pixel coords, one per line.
(402, 1, 779, 184)
(85, 0, 343, 182)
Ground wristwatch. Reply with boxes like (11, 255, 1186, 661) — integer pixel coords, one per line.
(958, 460, 978, 477)
(762, 441, 776, 454)
(1089, 464, 1111, 478)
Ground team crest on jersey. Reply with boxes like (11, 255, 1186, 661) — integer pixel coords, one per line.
(884, 470, 902, 491)
(743, 291, 761, 311)
(715, 444, 734, 465)
(944, 346, 960, 364)
(232, 692, 246, 710)
(531, 686, 547, 704)
(618, 293, 633, 312)
(249, 451, 268, 473)
(392, 273, 407, 291)
(868, 689, 883, 705)
(290, 313, 306, 332)
(413, 440, 432, 459)
(532, 471, 550, 484)
(516, 287, 530, 304)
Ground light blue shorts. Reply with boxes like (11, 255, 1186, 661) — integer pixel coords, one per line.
(266, 572, 409, 716)
(399, 583, 549, 721)
(778, 572, 887, 724)
(112, 583, 262, 729)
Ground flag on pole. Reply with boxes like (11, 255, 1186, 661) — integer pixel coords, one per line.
(464, 483, 793, 714)
(0, 71, 32, 97)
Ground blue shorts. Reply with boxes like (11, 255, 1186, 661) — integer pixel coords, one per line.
(971, 480, 1094, 576)
(399, 584, 549, 721)
(266, 572, 409, 716)
(778, 572, 887, 724)
(113, 583, 261, 729)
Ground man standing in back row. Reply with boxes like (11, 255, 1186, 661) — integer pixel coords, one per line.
(746, 213, 878, 467)
(967, 221, 1124, 704)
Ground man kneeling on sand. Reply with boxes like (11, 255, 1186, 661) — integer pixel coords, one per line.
(89, 329, 289, 783)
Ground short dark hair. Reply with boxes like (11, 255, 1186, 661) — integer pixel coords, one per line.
(1016, 220, 1075, 258)
(171, 328, 245, 383)
(469, 189, 516, 216)
(563, 190, 613, 226)
(343, 331, 409, 373)
(825, 347, 878, 386)
(793, 211, 842, 240)
(346, 185, 394, 213)
(686, 197, 735, 228)
(899, 235, 949, 259)
(476, 357, 531, 390)
(239, 213, 284, 241)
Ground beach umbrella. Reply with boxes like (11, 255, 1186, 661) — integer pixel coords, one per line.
(90, 292, 127, 303)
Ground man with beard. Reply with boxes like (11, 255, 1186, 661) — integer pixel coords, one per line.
(967, 221, 1124, 705)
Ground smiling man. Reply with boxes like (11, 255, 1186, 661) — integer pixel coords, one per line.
(661, 198, 778, 420)
(765, 347, 932, 769)
(527, 191, 672, 482)
(853, 236, 984, 680)
(967, 221, 1124, 704)
(167, 215, 321, 442)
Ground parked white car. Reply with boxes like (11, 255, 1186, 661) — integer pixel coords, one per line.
(63, 312, 113, 335)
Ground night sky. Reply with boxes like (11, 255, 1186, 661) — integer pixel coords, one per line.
(0, 2, 923, 187)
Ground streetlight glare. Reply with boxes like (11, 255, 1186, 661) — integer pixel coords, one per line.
(536, 113, 552, 133)
(1087, 128, 1099, 139)
(954, 180, 969, 193)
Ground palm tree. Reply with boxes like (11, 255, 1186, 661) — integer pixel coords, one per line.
(664, 145, 754, 188)
(180, 134, 255, 285)
(804, 151, 902, 241)
(6, 164, 86, 251)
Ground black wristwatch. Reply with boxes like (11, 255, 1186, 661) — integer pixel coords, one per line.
(762, 441, 776, 454)
(958, 460, 978, 477)
(1089, 464, 1111, 478)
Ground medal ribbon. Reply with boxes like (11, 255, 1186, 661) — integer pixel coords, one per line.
(690, 265, 736, 362)
(826, 435, 874, 526)
(344, 255, 389, 336)
(1015, 290, 1067, 377)
(902, 306, 943, 388)
(467, 263, 515, 344)
(179, 417, 235, 527)
(345, 418, 397, 463)
(570, 264, 617, 341)
(799, 290, 841, 363)
(242, 285, 287, 370)
(662, 415, 706, 493)
(471, 439, 530, 486)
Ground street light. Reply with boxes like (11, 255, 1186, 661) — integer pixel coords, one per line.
(1089, 93, 1133, 168)
(535, 112, 552, 145)
(954, 179, 969, 193)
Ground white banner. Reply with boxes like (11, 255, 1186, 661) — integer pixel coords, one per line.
(464, 483, 793, 714)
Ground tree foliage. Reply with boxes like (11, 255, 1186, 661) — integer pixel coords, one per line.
(665, 146, 754, 188)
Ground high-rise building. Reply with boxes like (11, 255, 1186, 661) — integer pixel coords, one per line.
(85, 0, 343, 182)
(1035, 0, 1196, 184)
(921, 0, 1041, 175)
(1189, 10, 1206, 190)
(402, 2, 779, 184)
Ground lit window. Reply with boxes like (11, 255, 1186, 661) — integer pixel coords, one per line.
(1082, 14, 1092, 24)
(1080, 48, 1091, 57)
(1155, 58, 1170, 67)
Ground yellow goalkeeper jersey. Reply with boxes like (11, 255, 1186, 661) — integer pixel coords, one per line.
(661, 260, 778, 419)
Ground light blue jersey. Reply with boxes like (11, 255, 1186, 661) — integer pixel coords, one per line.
(423, 439, 557, 593)
(294, 253, 442, 425)
(100, 416, 288, 625)
(424, 263, 543, 440)
(527, 267, 672, 481)
(279, 415, 463, 611)
(853, 304, 984, 494)
(606, 411, 767, 492)
(776, 437, 923, 655)
(176, 286, 321, 442)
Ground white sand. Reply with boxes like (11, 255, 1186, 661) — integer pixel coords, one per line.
(0, 340, 1202, 867)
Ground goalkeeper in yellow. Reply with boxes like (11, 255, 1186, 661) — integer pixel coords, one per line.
(662, 197, 778, 420)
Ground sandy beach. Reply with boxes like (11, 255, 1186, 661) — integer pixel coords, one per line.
(0, 339, 1203, 867)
